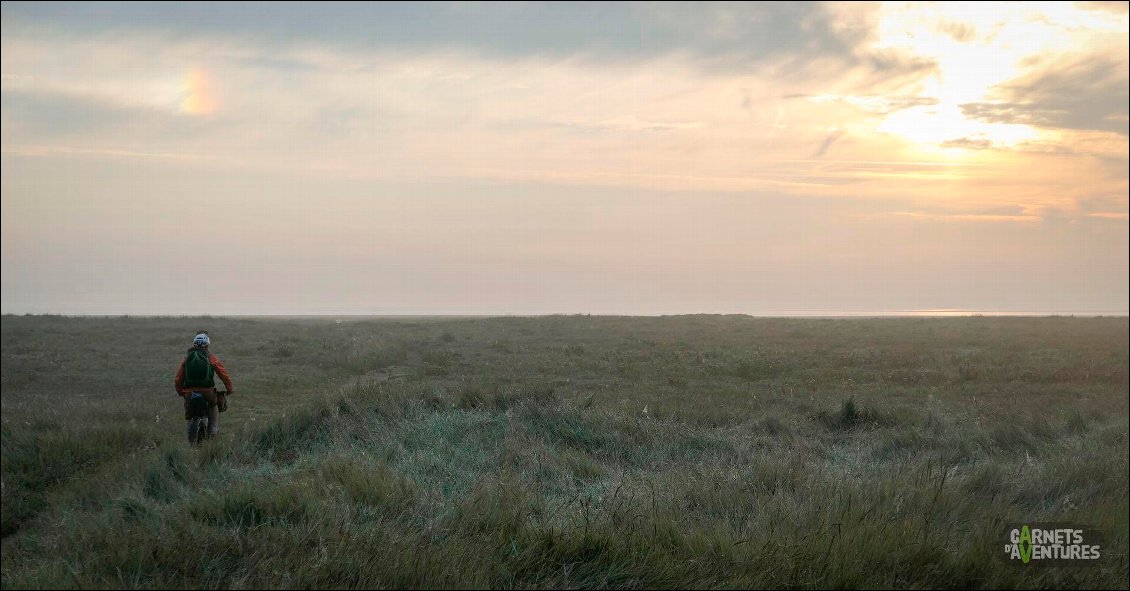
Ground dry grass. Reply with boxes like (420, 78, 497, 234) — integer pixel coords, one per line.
(2, 314, 1127, 588)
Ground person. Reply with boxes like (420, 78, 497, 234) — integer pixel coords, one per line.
(174, 331, 235, 436)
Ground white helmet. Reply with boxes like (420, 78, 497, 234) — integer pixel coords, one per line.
(193, 332, 210, 347)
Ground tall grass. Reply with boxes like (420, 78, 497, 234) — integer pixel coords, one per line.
(1, 315, 1127, 588)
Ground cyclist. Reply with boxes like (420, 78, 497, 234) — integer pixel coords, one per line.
(174, 331, 235, 436)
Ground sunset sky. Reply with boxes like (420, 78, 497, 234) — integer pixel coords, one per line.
(2, 1, 1127, 315)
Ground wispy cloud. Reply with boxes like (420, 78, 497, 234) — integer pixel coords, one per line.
(881, 212, 1041, 223)
(811, 129, 847, 159)
(940, 137, 993, 150)
(802, 94, 940, 115)
(962, 54, 1129, 136)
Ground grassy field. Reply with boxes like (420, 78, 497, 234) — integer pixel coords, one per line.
(1, 314, 1127, 588)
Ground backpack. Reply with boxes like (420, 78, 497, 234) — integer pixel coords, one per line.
(182, 348, 215, 389)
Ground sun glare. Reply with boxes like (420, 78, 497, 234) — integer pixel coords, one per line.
(867, 2, 1086, 151)
(876, 104, 1040, 151)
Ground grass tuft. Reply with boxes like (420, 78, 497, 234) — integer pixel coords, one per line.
(815, 396, 889, 430)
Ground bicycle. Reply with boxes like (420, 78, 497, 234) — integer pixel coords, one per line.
(186, 390, 228, 445)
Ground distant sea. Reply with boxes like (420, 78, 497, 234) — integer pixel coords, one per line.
(744, 309, 1129, 317)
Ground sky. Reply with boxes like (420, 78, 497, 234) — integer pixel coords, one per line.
(1, 1, 1127, 315)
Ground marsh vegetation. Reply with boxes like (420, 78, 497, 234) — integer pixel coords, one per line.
(2, 315, 1126, 588)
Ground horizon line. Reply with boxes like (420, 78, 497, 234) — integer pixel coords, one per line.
(3, 310, 1128, 319)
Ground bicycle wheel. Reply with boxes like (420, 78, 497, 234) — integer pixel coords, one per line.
(187, 417, 204, 445)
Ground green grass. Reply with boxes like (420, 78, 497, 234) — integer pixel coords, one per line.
(1, 314, 1127, 588)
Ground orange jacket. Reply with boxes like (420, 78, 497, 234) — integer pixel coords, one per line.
(175, 351, 234, 397)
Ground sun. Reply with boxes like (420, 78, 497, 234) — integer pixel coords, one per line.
(877, 103, 1040, 151)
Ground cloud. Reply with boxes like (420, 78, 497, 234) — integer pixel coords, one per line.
(940, 137, 993, 150)
(1076, 193, 1130, 220)
(1, 88, 144, 136)
(6, 3, 815, 59)
(811, 129, 847, 158)
(554, 117, 706, 133)
(961, 54, 1129, 135)
(882, 211, 1042, 223)
(1, 2, 933, 83)
(1, 22, 932, 193)
(0, 84, 225, 156)
(0, 144, 215, 162)
(803, 93, 939, 115)
(1, 2, 1125, 222)
(937, 20, 976, 42)
(1077, 1, 1130, 16)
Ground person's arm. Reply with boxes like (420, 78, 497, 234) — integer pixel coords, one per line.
(174, 358, 186, 395)
(210, 354, 235, 393)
